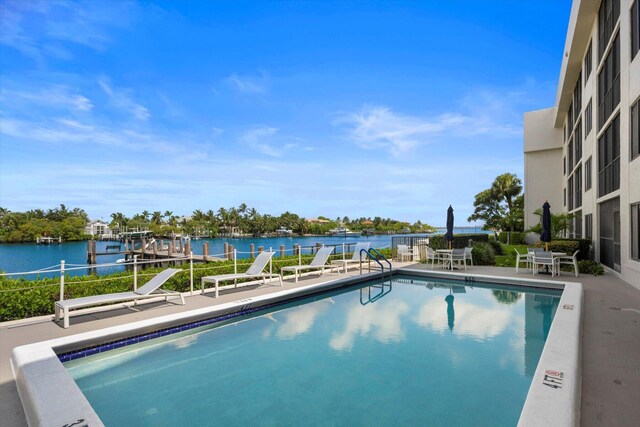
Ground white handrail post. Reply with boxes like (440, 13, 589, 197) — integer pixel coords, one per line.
(190, 251, 194, 296)
(298, 249, 302, 265)
(342, 243, 346, 261)
(234, 249, 237, 274)
(59, 260, 65, 301)
(133, 255, 138, 290)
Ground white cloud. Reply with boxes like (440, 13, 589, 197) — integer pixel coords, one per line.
(238, 126, 302, 157)
(336, 106, 465, 156)
(1, 85, 93, 111)
(98, 79, 150, 121)
(224, 72, 269, 94)
(0, 0, 136, 61)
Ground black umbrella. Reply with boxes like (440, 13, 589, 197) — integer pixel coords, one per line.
(444, 205, 454, 249)
(540, 201, 552, 251)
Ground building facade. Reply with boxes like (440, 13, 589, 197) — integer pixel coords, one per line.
(524, 0, 640, 287)
(84, 220, 112, 237)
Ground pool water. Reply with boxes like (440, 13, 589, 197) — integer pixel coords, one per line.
(64, 275, 561, 426)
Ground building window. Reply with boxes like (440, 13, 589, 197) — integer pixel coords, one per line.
(585, 99, 593, 136)
(598, 34, 620, 130)
(575, 120, 582, 162)
(599, 0, 620, 60)
(632, 98, 639, 160)
(632, 0, 639, 61)
(573, 73, 582, 123)
(598, 114, 620, 197)
(632, 202, 640, 261)
(586, 156, 592, 190)
(586, 213, 593, 239)
(568, 175, 574, 211)
(564, 156, 567, 175)
(568, 138, 574, 172)
(568, 103, 574, 132)
(584, 41, 592, 83)
(564, 188, 567, 207)
(574, 210, 583, 238)
(575, 164, 582, 209)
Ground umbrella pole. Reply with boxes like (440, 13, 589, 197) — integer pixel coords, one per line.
(449, 241, 451, 250)
(545, 242, 549, 251)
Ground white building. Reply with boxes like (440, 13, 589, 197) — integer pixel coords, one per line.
(524, 0, 639, 287)
(84, 220, 112, 237)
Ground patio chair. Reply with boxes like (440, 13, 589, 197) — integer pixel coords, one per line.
(397, 244, 414, 262)
(464, 247, 473, 267)
(201, 251, 282, 298)
(281, 246, 340, 283)
(532, 251, 559, 277)
(55, 268, 184, 329)
(557, 250, 580, 277)
(451, 248, 467, 270)
(331, 242, 370, 271)
(514, 248, 533, 273)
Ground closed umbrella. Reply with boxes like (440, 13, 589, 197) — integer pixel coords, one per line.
(444, 205, 454, 249)
(540, 201, 552, 251)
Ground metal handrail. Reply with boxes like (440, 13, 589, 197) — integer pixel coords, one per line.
(359, 248, 392, 273)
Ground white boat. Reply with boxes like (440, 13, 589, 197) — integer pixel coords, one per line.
(328, 227, 361, 237)
(275, 226, 293, 236)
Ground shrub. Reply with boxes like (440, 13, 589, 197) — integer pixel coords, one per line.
(430, 233, 489, 250)
(471, 242, 495, 265)
(534, 239, 591, 260)
(487, 239, 503, 255)
(578, 260, 604, 276)
(0, 249, 393, 322)
(498, 232, 526, 245)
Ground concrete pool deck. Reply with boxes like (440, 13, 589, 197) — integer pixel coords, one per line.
(1, 263, 639, 426)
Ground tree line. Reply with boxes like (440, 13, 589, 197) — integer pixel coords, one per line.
(0, 203, 435, 243)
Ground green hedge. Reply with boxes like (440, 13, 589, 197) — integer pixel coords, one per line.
(429, 233, 489, 249)
(534, 238, 591, 260)
(498, 232, 526, 245)
(0, 249, 393, 322)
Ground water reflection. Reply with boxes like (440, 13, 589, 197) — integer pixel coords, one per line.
(360, 280, 393, 305)
(330, 300, 410, 352)
(275, 300, 331, 340)
(492, 290, 522, 305)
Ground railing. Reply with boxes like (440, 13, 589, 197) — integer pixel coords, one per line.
(359, 248, 392, 274)
(360, 280, 393, 305)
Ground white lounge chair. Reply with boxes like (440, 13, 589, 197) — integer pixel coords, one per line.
(451, 248, 467, 270)
(281, 246, 340, 283)
(201, 251, 282, 298)
(425, 247, 446, 269)
(331, 242, 371, 271)
(464, 247, 474, 267)
(55, 268, 184, 329)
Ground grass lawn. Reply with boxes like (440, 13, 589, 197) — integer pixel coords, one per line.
(494, 243, 529, 268)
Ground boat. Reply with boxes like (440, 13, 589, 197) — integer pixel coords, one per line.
(275, 226, 293, 236)
(328, 227, 361, 237)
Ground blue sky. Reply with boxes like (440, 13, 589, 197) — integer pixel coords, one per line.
(0, 0, 571, 225)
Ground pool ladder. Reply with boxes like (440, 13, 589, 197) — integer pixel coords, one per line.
(359, 248, 392, 276)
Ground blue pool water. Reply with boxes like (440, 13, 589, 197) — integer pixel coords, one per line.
(64, 275, 560, 426)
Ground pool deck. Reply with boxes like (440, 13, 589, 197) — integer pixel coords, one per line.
(1, 263, 639, 426)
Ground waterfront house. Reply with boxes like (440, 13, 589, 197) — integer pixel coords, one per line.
(84, 220, 112, 237)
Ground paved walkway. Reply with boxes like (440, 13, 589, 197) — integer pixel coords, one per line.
(1, 263, 638, 426)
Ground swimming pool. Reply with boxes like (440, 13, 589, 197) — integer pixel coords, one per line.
(61, 275, 561, 426)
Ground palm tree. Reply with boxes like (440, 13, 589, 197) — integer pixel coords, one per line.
(151, 211, 163, 225)
(491, 173, 522, 231)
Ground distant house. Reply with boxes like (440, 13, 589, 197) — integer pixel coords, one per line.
(85, 220, 111, 237)
(306, 218, 330, 224)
